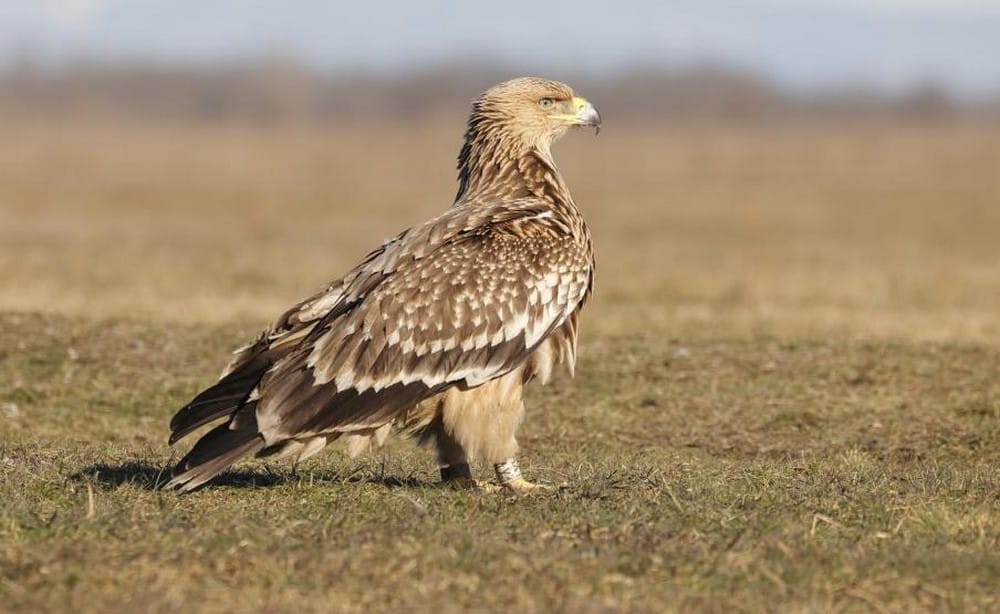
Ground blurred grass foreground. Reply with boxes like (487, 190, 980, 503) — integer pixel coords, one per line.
(0, 61, 998, 611)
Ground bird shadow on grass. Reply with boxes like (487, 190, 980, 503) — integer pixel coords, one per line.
(70, 462, 285, 491)
(71, 462, 171, 490)
(70, 462, 429, 492)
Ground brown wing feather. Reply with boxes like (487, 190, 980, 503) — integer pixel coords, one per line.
(252, 202, 591, 443)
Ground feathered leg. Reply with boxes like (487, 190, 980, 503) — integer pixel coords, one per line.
(433, 423, 478, 489)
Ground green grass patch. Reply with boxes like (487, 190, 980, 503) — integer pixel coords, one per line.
(1, 312, 997, 611)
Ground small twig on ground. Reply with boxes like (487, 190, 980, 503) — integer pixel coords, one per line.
(811, 513, 844, 536)
(85, 482, 96, 520)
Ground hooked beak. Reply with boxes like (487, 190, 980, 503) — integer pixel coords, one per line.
(573, 96, 602, 134)
(553, 96, 602, 134)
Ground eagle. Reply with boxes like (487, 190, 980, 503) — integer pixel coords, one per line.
(166, 77, 600, 493)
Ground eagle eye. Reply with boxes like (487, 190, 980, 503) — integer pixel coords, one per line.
(538, 98, 554, 109)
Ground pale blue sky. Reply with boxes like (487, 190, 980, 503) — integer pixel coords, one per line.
(2, 0, 999, 98)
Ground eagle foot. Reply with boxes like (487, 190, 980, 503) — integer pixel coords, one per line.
(439, 476, 503, 493)
(443, 476, 483, 490)
(440, 462, 481, 490)
(494, 458, 556, 495)
(439, 460, 556, 494)
(500, 476, 555, 495)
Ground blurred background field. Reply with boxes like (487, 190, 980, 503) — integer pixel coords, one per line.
(1, 3, 999, 344)
(1, 2, 999, 612)
(1, 104, 998, 343)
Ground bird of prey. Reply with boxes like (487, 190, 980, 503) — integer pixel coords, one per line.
(166, 77, 600, 493)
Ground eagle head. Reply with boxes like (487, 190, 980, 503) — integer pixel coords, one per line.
(470, 77, 602, 151)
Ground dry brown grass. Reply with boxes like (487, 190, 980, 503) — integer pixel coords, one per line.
(2, 117, 999, 342)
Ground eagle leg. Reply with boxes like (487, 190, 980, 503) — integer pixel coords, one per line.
(440, 461, 474, 487)
(495, 458, 555, 494)
(432, 421, 481, 489)
(439, 462, 472, 480)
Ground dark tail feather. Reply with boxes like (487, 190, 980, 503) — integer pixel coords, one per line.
(164, 407, 265, 493)
(168, 354, 272, 445)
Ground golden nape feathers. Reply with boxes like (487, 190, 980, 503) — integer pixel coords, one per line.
(166, 77, 600, 493)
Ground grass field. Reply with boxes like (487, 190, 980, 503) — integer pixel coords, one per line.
(1, 117, 998, 611)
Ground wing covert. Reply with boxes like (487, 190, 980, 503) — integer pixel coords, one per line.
(254, 207, 591, 441)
